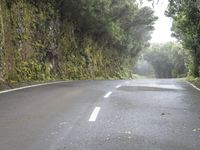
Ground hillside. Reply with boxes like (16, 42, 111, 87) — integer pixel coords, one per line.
(0, 0, 156, 88)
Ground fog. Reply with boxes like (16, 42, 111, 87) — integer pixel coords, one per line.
(133, 58, 155, 78)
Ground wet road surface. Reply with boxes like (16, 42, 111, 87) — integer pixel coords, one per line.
(0, 79, 200, 150)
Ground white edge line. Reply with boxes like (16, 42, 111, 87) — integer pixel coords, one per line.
(104, 91, 112, 98)
(0, 81, 69, 94)
(115, 85, 121, 89)
(89, 107, 101, 122)
(185, 81, 200, 92)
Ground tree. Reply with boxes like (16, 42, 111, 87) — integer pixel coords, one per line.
(166, 0, 200, 77)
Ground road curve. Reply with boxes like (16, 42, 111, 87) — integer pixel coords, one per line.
(0, 79, 200, 150)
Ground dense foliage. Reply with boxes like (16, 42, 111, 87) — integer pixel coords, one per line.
(166, 0, 200, 77)
(143, 42, 188, 78)
(0, 0, 157, 86)
(59, 0, 157, 56)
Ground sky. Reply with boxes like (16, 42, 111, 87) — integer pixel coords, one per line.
(138, 0, 176, 43)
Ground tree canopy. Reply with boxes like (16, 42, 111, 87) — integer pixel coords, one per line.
(58, 0, 157, 55)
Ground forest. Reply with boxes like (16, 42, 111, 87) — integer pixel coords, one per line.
(135, 0, 200, 86)
(136, 42, 188, 78)
(0, 0, 200, 89)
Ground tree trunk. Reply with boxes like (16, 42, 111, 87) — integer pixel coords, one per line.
(193, 52, 200, 77)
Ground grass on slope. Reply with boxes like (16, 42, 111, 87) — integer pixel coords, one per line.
(186, 76, 200, 88)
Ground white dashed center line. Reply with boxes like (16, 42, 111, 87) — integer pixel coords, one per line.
(89, 107, 101, 122)
(104, 91, 112, 98)
(116, 85, 121, 89)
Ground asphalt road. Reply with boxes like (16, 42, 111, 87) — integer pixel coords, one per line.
(0, 79, 200, 150)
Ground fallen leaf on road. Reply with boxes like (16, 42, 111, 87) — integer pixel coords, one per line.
(161, 113, 165, 116)
(193, 129, 197, 132)
(192, 128, 200, 132)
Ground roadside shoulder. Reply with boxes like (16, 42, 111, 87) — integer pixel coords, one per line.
(185, 77, 200, 91)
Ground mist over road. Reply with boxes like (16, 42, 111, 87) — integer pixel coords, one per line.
(0, 79, 200, 150)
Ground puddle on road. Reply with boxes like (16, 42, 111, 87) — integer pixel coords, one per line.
(118, 84, 184, 92)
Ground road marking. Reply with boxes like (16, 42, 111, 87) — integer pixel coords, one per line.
(0, 81, 69, 94)
(104, 91, 112, 98)
(89, 107, 101, 122)
(116, 85, 121, 89)
(186, 81, 200, 92)
(125, 81, 129, 84)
